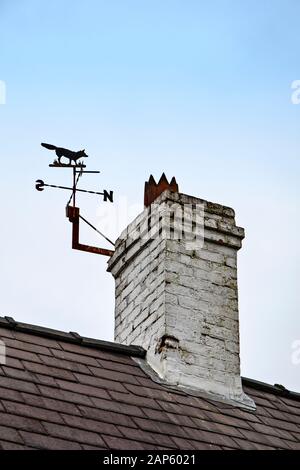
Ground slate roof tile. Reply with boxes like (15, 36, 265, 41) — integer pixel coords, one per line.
(0, 425, 22, 444)
(0, 385, 23, 403)
(231, 437, 274, 451)
(60, 341, 134, 365)
(91, 396, 146, 418)
(101, 434, 163, 450)
(172, 393, 218, 411)
(37, 384, 95, 407)
(192, 417, 245, 439)
(124, 383, 184, 402)
(0, 327, 15, 339)
(0, 441, 34, 450)
(21, 392, 82, 416)
(43, 421, 107, 447)
(117, 425, 177, 448)
(20, 431, 82, 450)
(259, 415, 300, 433)
(0, 317, 299, 450)
(249, 421, 296, 441)
(61, 413, 122, 437)
(238, 428, 293, 450)
(1, 365, 49, 386)
(95, 359, 147, 377)
(51, 348, 100, 366)
(4, 357, 23, 370)
(132, 416, 189, 438)
(81, 444, 107, 450)
(88, 366, 141, 385)
(200, 409, 256, 430)
(160, 411, 197, 429)
(22, 360, 76, 381)
(0, 375, 39, 395)
(3, 337, 52, 357)
(73, 372, 130, 392)
(4, 347, 42, 363)
(2, 400, 64, 425)
(215, 404, 262, 423)
(184, 426, 239, 448)
(38, 354, 91, 374)
(280, 396, 300, 410)
(56, 379, 111, 400)
(266, 407, 300, 424)
(14, 331, 62, 350)
(170, 436, 222, 450)
(284, 439, 300, 450)
(78, 404, 139, 428)
(0, 411, 45, 434)
(108, 390, 160, 410)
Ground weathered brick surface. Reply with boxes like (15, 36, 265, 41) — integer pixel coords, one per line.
(108, 190, 253, 408)
(0, 318, 299, 450)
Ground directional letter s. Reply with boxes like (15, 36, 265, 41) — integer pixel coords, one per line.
(35, 179, 45, 191)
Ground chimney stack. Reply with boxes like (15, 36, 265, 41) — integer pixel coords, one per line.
(108, 175, 255, 410)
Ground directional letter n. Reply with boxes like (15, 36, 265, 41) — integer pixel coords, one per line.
(103, 190, 113, 202)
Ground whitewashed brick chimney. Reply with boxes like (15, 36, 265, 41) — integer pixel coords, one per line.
(107, 176, 255, 410)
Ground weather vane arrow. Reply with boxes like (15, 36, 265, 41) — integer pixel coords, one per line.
(35, 143, 115, 256)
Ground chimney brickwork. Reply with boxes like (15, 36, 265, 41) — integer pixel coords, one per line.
(108, 182, 255, 409)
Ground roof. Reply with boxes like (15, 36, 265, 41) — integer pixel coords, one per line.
(0, 316, 300, 450)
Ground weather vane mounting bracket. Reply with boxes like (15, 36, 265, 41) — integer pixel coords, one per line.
(66, 206, 114, 257)
(36, 143, 115, 257)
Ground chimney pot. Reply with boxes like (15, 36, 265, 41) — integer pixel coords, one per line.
(144, 173, 179, 207)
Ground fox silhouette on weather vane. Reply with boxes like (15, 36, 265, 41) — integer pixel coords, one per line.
(41, 142, 88, 166)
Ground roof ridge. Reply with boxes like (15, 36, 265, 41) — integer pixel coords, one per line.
(1, 316, 299, 402)
(242, 376, 300, 401)
(0, 316, 145, 358)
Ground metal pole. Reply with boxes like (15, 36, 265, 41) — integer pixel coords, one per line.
(73, 167, 76, 207)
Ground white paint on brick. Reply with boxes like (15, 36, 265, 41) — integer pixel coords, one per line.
(108, 190, 255, 410)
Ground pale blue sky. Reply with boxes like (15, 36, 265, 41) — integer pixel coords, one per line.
(0, 0, 299, 390)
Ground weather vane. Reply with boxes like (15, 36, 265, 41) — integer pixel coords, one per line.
(35, 143, 114, 257)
